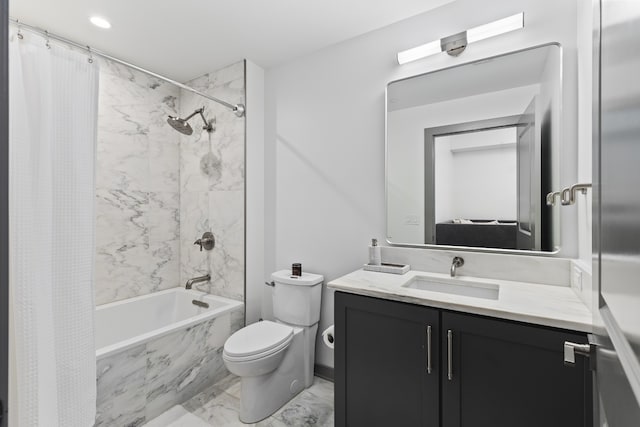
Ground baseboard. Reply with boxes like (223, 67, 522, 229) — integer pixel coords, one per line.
(314, 364, 334, 382)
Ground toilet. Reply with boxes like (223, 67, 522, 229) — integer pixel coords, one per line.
(223, 270, 324, 423)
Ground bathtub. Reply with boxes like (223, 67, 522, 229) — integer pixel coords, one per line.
(94, 288, 244, 426)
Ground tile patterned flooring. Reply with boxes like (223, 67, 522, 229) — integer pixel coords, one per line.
(143, 375, 334, 426)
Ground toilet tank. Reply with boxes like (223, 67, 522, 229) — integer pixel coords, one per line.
(271, 270, 323, 326)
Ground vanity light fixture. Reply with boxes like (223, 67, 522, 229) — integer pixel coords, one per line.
(397, 12, 524, 64)
(89, 16, 111, 29)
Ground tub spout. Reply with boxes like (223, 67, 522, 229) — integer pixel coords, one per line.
(450, 257, 464, 277)
(186, 274, 211, 290)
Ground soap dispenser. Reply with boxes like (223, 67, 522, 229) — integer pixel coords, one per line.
(369, 238, 381, 266)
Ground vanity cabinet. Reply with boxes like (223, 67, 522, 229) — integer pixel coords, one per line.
(335, 292, 592, 427)
(334, 291, 440, 427)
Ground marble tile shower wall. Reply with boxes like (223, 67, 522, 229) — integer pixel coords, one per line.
(179, 61, 245, 302)
(95, 60, 181, 305)
(95, 59, 246, 306)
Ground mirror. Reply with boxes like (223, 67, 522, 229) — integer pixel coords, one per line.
(386, 44, 561, 252)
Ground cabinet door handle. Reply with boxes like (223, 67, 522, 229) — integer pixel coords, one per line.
(447, 329, 453, 381)
(426, 325, 432, 374)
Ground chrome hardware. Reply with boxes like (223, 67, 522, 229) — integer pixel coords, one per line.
(185, 274, 210, 290)
(450, 257, 464, 277)
(192, 300, 209, 309)
(441, 31, 468, 57)
(546, 191, 561, 206)
(564, 341, 596, 369)
(447, 330, 453, 380)
(194, 232, 215, 251)
(265, 281, 275, 287)
(427, 325, 433, 374)
(233, 104, 246, 118)
(561, 183, 592, 206)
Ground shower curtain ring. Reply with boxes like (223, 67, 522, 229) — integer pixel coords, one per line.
(87, 46, 94, 63)
(16, 21, 23, 39)
(45, 30, 51, 49)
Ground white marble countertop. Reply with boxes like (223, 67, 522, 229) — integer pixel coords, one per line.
(328, 269, 593, 333)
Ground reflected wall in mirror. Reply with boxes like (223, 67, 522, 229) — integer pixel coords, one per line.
(386, 44, 561, 252)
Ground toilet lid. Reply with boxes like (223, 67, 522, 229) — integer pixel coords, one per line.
(224, 320, 293, 358)
(271, 270, 323, 286)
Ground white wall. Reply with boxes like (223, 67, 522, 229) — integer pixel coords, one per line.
(436, 129, 517, 223)
(245, 60, 265, 324)
(577, 0, 593, 266)
(434, 135, 454, 227)
(576, 0, 595, 311)
(387, 85, 538, 243)
(264, 0, 579, 369)
(537, 46, 563, 249)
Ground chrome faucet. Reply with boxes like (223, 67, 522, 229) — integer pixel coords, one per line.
(185, 274, 211, 290)
(450, 257, 464, 277)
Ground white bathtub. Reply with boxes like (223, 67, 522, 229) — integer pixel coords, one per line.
(95, 287, 243, 359)
(94, 287, 244, 426)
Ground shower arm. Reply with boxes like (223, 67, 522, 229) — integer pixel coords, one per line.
(182, 107, 213, 130)
(182, 110, 200, 121)
(196, 109, 210, 128)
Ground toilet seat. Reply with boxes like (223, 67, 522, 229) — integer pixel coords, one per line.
(224, 320, 293, 362)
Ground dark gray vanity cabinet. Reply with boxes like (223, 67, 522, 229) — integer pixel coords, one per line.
(335, 291, 440, 427)
(441, 311, 592, 427)
(335, 292, 592, 427)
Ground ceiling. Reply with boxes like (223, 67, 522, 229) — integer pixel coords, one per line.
(9, 0, 455, 82)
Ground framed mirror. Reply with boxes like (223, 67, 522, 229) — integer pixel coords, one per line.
(386, 43, 561, 253)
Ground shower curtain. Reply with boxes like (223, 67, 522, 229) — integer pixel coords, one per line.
(9, 29, 99, 426)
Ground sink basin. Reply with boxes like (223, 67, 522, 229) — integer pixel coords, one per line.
(402, 276, 500, 300)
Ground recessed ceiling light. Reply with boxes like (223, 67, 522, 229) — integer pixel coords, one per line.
(90, 16, 111, 29)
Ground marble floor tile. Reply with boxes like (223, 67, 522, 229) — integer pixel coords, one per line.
(208, 374, 242, 400)
(254, 417, 288, 427)
(301, 377, 334, 404)
(271, 383, 335, 427)
(184, 387, 245, 426)
(154, 375, 334, 427)
(143, 405, 211, 427)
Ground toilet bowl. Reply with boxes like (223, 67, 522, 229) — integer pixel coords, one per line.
(223, 320, 293, 378)
(223, 270, 323, 423)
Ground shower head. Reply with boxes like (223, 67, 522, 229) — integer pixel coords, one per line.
(167, 106, 214, 135)
(167, 116, 194, 135)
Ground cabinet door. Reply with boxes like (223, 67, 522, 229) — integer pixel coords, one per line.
(335, 292, 440, 427)
(441, 311, 592, 427)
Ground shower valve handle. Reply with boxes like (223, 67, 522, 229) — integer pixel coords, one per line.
(194, 232, 215, 251)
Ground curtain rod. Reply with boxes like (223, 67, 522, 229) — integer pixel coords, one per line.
(9, 18, 246, 117)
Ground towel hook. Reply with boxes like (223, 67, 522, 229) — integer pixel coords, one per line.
(561, 183, 592, 206)
(546, 191, 561, 206)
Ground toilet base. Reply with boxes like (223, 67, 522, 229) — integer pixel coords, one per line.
(238, 325, 317, 423)
(239, 372, 304, 423)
